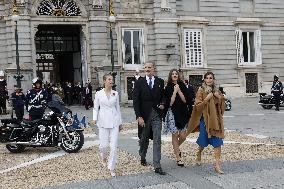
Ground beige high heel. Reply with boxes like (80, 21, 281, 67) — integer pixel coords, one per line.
(214, 147, 224, 174)
(196, 147, 203, 166)
(214, 164, 224, 174)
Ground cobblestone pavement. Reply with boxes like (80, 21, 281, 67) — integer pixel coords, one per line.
(0, 97, 283, 189)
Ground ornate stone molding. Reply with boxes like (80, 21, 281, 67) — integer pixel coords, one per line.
(178, 16, 210, 25)
(234, 18, 263, 25)
(31, 0, 87, 17)
(92, 0, 103, 9)
(161, 0, 171, 12)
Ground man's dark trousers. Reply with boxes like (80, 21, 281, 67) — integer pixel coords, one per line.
(139, 109, 162, 169)
(0, 97, 6, 114)
(15, 106, 24, 121)
(274, 91, 281, 110)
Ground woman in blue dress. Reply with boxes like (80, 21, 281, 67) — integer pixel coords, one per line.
(187, 72, 225, 174)
(164, 69, 194, 167)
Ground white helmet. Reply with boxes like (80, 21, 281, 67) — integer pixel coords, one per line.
(0, 70, 4, 77)
(32, 77, 42, 85)
(135, 67, 140, 73)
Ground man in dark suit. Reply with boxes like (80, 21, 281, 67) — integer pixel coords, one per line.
(133, 61, 166, 175)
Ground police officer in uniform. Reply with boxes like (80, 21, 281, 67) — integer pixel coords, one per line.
(271, 75, 283, 111)
(11, 87, 25, 121)
(0, 70, 8, 115)
(25, 78, 47, 120)
(73, 81, 82, 105)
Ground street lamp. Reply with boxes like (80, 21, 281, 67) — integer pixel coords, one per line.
(11, 0, 23, 88)
(109, 0, 116, 90)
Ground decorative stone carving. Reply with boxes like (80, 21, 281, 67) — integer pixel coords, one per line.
(16, 0, 26, 6)
(36, 0, 81, 16)
(161, 0, 171, 11)
(120, 0, 140, 14)
(92, 0, 103, 9)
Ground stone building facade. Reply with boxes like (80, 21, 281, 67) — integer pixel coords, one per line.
(0, 0, 284, 103)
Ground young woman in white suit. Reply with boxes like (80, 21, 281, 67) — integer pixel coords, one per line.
(92, 74, 122, 177)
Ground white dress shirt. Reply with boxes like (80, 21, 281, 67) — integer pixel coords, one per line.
(146, 75, 155, 89)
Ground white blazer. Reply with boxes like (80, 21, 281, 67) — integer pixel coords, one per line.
(93, 89, 122, 128)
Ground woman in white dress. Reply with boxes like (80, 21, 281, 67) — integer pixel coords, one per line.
(92, 74, 122, 177)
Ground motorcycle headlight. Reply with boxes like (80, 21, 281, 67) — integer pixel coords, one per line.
(66, 118, 73, 126)
(66, 112, 72, 120)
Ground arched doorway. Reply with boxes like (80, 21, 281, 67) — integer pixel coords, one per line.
(35, 25, 82, 85)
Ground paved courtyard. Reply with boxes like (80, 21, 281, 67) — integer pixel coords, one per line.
(0, 97, 283, 189)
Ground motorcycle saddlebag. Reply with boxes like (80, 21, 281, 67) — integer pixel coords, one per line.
(0, 119, 22, 142)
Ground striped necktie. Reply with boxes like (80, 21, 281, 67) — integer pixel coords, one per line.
(149, 77, 153, 89)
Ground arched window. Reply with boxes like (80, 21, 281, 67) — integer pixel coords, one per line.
(37, 0, 81, 16)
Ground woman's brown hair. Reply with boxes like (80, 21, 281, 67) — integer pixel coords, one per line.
(203, 71, 215, 80)
(167, 69, 182, 84)
(202, 71, 217, 92)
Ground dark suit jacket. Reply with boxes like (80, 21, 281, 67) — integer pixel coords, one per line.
(133, 76, 165, 139)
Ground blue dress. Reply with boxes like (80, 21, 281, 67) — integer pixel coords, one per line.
(196, 116, 223, 148)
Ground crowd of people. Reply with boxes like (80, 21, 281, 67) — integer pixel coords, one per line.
(43, 81, 93, 109)
(0, 71, 94, 120)
(0, 62, 282, 178)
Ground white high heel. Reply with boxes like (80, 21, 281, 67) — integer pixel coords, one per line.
(110, 170, 116, 177)
(100, 153, 107, 167)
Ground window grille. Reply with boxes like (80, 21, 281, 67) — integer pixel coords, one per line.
(126, 77, 135, 100)
(184, 29, 203, 67)
(188, 75, 203, 93)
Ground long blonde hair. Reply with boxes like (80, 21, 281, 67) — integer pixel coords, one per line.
(102, 73, 112, 88)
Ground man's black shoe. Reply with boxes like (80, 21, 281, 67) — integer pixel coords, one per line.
(141, 159, 147, 166)
(154, 168, 166, 175)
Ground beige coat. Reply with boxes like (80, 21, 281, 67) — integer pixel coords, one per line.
(187, 87, 225, 138)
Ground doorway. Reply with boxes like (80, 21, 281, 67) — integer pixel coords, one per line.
(245, 73, 258, 93)
(188, 75, 203, 93)
(35, 25, 82, 84)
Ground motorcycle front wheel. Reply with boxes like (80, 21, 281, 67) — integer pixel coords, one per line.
(61, 130, 84, 153)
(6, 144, 26, 153)
(261, 105, 273, 109)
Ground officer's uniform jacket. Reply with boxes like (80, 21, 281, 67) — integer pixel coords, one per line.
(25, 88, 47, 116)
(271, 81, 283, 94)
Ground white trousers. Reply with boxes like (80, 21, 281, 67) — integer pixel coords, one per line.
(98, 126, 119, 171)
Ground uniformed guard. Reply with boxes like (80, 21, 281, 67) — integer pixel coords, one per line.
(11, 87, 25, 121)
(25, 78, 47, 120)
(73, 81, 82, 105)
(0, 70, 8, 115)
(271, 75, 283, 111)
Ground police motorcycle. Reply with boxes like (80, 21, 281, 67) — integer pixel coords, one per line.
(0, 100, 85, 153)
(258, 92, 284, 109)
(219, 87, 232, 111)
(224, 97, 232, 111)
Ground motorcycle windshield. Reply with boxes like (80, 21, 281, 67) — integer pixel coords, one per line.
(47, 101, 71, 115)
